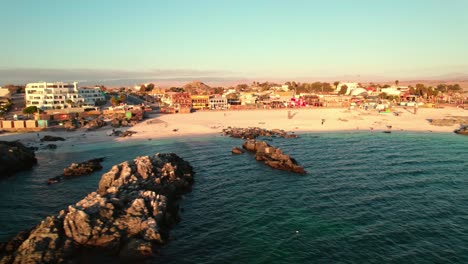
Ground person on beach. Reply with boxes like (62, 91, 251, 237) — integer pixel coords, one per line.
(321, 119, 325, 125)
(414, 104, 418, 114)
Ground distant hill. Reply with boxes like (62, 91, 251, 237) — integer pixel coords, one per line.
(183, 81, 212, 93)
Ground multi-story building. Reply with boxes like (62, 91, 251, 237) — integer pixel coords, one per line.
(78, 87, 106, 106)
(209, 95, 228, 110)
(161, 92, 192, 110)
(25, 82, 84, 110)
(191, 95, 210, 110)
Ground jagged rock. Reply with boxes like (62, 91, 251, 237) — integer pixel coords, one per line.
(48, 158, 104, 184)
(63, 157, 104, 177)
(0, 141, 37, 178)
(454, 125, 468, 135)
(430, 116, 468, 126)
(111, 118, 121, 128)
(231, 147, 245, 154)
(63, 121, 78, 131)
(84, 117, 106, 130)
(223, 127, 297, 139)
(40, 135, 66, 142)
(110, 130, 137, 137)
(120, 131, 137, 137)
(242, 140, 306, 174)
(1, 153, 194, 263)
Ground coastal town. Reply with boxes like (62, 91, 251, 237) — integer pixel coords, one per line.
(2, 1, 468, 262)
(0, 80, 466, 133)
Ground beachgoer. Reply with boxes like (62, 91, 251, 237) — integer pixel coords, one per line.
(321, 119, 325, 125)
(414, 104, 418, 114)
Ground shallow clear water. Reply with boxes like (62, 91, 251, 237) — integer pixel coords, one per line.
(0, 132, 467, 263)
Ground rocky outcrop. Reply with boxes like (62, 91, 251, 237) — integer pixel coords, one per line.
(63, 157, 105, 177)
(84, 117, 106, 130)
(223, 127, 297, 139)
(107, 130, 137, 137)
(454, 125, 468, 135)
(0, 141, 37, 178)
(430, 116, 468, 126)
(231, 147, 245, 154)
(111, 117, 137, 128)
(241, 140, 306, 174)
(2, 153, 194, 263)
(40, 135, 65, 142)
(48, 158, 105, 185)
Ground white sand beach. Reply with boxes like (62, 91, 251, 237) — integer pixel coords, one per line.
(123, 106, 468, 140)
(1, 107, 467, 146)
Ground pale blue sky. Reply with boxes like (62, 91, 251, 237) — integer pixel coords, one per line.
(1, 0, 467, 84)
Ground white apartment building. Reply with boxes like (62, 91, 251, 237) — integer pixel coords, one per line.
(25, 82, 84, 110)
(78, 87, 106, 106)
(209, 95, 228, 109)
(336, 82, 360, 95)
(380, 86, 409, 97)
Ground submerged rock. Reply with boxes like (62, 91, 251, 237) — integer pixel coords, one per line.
(0, 141, 37, 178)
(40, 135, 66, 142)
(241, 140, 306, 174)
(2, 153, 194, 263)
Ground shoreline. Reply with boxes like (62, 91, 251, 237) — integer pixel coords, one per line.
(0, 107, 466, 147)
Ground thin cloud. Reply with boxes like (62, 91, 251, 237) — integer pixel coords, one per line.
(0, 68, 238, 85)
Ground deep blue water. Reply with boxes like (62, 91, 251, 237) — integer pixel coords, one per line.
(0, 132, 467, 263)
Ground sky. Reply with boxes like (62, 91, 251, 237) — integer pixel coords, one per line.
(1, 0, 468, 85)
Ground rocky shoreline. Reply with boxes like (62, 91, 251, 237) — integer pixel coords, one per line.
(0, 153, 194, 263)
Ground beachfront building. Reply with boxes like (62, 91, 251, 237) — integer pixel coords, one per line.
(336, 82, 360, 95)
(191, 95, 210, 110)
(25, 82, 84, 110)
(380, 86, 409, 97)
(272, 91, 294, 101)
(209, 95, 228, 109)
(350, 88, 369, 97)
(161, 92, 192, 111)
(239, 92, 258, 106)
(148, 88, 166, 101)
(270, 84, 290, 92)
(78, 86, 106, 106)
(0, 87, 11, 99)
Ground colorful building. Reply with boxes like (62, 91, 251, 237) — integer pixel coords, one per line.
(191, 95, 210, 110)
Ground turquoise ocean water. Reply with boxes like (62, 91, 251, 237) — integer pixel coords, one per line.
(0, 132, 467, 263)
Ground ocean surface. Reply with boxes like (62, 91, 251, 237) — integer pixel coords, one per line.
(0, 132, 467, 263)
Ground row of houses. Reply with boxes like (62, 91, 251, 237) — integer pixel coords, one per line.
(25, 82, 106, 110)
(155, 90, 326, 112)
